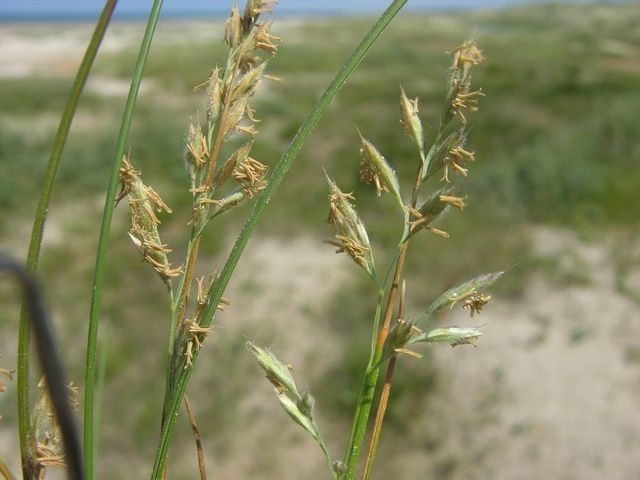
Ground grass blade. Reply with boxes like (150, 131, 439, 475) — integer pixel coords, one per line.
(83, 1, 164, 477)
(16, 1, 117, 476)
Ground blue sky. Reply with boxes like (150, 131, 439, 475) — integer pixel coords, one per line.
(0, 0, 554, 19)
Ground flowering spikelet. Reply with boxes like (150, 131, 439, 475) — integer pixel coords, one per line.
(442, 144, 475, 182)
(411, 326, 483, 348)
(233, 154, 268, 197)
(406, 186, 459, 238)
(185, 122, 209, 185)
(325, 176, 376, 280)
(119, 156, 182, 283)
(443, 39, 485, 126)
(357, 130, 401, 204)
(29, 378, 72, 473)
(423, 270, 504, 316)
(463, 293, 491, 317)
(185, 321, 213, 367)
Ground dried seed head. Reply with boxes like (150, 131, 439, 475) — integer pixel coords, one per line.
(325, 177, 376, 280)
(399, 86, 425, 156)
(358, 130, 402, 203)
(119, 156, 182, 283)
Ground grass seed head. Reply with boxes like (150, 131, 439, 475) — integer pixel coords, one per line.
(233, 155, 268, 197)
(119, 156, 182, 282)
(442, 38, 485, 126)
(424, 270, 505, 316)
(414, 326, 483, 348)
(358, 129, 401, 201)
(325, 177, 376, 279)
(247, 342, 301, 400)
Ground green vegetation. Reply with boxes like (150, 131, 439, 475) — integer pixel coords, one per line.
(1, 3, 639, 480)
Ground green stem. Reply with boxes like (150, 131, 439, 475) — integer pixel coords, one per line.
(149, 1, 408, 477)
(16, 1, 117, 476)
(83, 1, 164, 478)
(341, 290, 383, 472)
(340, 245, 407, 480)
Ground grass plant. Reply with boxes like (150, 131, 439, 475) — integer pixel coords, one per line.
(2, 0, 526, 479)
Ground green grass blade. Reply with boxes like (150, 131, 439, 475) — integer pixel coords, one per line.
(83, 1, 164, 477)
(149, 1, 409, 478)
(16, 0, 118, 475)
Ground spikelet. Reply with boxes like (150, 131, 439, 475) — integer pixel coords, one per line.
(325, 176, 376, 280)
(119, 156, 182, 283)
(442, 39, 485, 126)
(357, 129, 403, 207)
(29, 378, 80, 474)
(399, 86, 425, 159)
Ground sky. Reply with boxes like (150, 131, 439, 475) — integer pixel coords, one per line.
(0, 0, 571, 19)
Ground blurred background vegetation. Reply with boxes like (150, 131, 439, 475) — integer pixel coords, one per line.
(1, 2, 639, 479)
